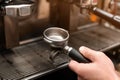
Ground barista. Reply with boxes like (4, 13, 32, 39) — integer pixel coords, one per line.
(69, 46, 120, 80)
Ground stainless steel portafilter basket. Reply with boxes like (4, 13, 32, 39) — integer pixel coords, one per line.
(43, 27, 90, 63)
(43, 27, 69, 48)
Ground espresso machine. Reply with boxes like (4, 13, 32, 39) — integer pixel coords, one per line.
(0, 0, 120, 80)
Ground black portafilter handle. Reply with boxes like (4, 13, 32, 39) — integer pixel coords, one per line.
(64, 46, 90, 63)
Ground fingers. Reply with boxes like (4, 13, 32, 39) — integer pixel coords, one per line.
(69, 60, 93, 75)
(78, 76, 84, 80)
(69, 60, 82, 75)
(79, 46, 99, 61)
(69, 46, 99, 74)
(69, 46, 103, 75)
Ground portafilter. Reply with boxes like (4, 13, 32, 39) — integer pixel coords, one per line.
(43, 27, 90, 63)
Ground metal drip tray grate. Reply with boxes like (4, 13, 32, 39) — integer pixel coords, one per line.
(69, 25, 120, 51)
(0, 41, 69, 80)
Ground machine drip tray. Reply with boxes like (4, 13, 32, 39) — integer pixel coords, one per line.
(0, 25, 120, 80)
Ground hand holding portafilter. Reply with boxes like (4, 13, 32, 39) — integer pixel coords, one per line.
(43, 27, 90, 63)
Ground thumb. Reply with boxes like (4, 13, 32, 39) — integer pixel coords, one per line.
(79, 46, 98, 62)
